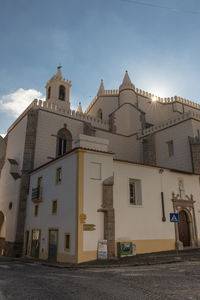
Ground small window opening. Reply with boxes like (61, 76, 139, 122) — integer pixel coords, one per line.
(59, 85, 65, 101)
(65, 234, 71, 251)
(52, 200, 57, 214)
(34, 205, 39, 217)
(56, 167, 62, 184)
(167, 141, 174, 157)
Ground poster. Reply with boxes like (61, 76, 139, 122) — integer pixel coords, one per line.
(98, 240, 108, 260)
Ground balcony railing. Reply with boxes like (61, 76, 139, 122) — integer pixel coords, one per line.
(31, 187, 42, 203)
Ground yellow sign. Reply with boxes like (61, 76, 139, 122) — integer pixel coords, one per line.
(83, 224, 96, 231)
(80, 213, 87, 224)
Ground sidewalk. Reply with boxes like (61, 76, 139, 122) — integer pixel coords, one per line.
(1, 248, 200, 269)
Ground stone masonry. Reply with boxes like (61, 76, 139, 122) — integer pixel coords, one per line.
(189, 136, 200, 174)
(143, 134, 156, 166)
(13, 109, 39, 256)
(98, 176, 115, 259)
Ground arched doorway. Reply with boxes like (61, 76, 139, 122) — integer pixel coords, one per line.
(178, 210, 190, 247)
(0, 211, 5, 238)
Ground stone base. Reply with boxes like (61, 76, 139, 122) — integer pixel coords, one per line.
(175, 240, 183, 250)
(0, 238, 23, 257)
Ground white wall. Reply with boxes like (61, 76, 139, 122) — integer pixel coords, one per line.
(83, 151, 114, 251)
(113, 161, 200, 240)
(87, 96, 119, 120)
(34, 110, 83, 168)
(0, 116, 27, 241)
(114, 104, 142, 136)
(155, 119, 193, 172)
(138, 95, 180, 125)
(25, 151, 77, 257)
(96, 130, 142, 163)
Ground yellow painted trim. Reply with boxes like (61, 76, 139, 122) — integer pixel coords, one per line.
(115, 239, 175, 255)
(76, 149, 86, 263)
(57, 253, 76, 263)
(77, 251, 97, 263)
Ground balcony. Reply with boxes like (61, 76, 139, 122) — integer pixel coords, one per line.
(31, 187, 42, 203)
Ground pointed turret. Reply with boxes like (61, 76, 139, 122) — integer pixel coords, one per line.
(119, 71, 136, 106)
(77, 102, 83, 113)
(55, 66, 63, 80)
(119, 71, 135, 92)
(97, 79, 105, 96)
(45, 67, 71, 110)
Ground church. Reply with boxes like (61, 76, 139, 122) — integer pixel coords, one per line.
(0, 67, 200, 263)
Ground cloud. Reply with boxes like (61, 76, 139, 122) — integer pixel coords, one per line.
(0, 88, 44, 117)
(0, 134, 6, 138)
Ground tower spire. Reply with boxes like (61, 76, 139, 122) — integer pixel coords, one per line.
(119, 71, 135, 91)
(97, 79, 105, 96)
(77, 102, 83, 113)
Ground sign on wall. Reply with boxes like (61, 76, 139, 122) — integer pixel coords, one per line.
(98, 240, 108, 260)
(170, 213, 179, 222)
(83, 224, 96, 231)
(118, 242, 134, 257)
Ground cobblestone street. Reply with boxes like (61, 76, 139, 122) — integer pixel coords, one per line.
(0, 258, 200, 299)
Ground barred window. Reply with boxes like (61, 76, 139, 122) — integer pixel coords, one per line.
(129, 179, 142, 206)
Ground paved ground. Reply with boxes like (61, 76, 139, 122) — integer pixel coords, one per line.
(0, 258, 200, 299)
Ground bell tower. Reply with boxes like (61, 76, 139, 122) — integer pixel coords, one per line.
(45, 67, 71, 110)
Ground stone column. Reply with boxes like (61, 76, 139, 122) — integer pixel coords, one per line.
(14, 109, 39, 256)
(101, 176, 115, 259)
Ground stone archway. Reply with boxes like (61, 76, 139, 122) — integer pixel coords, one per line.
(172, 193, 199, 250)
(0, 211, 5, 238)
(178, 210, 191, 247)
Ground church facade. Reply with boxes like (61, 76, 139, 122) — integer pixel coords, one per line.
(0, 68, 200, 262)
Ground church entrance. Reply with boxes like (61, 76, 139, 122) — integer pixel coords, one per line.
(178, 210, 190, 247)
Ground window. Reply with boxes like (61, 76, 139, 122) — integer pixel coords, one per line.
(56, 167, 62, 184)
(65, 233, 71, 251)
(56, 127, 72, 157)
(97, 109, 103, 120)
(47, 86, 51, 99)
(52, 200, 57, 214)
(34, 205, 39, 217)
(59, 85, 65, 101)
(167, 140, 174, 157)
(129, 179, 142, 205)
(58, 137, 67, 156)
(37, 176, 42, 188)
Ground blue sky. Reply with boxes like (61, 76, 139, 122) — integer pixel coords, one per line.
(1, 0, 200, 135)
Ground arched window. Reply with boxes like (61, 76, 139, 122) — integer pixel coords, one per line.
(47, 87, 51, 99)
(97, 109, 103, 120)
(59, 85, 65, 101)
(56, 127, 72, 157)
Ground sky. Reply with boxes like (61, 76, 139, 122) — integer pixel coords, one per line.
(0, 0, 200, 136)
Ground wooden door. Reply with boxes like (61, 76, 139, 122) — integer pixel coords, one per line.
(178, 210, 190, 247)
(48, 230, 58, 261)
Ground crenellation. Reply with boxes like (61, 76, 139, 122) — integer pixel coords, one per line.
(138, 110, 200, 138)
